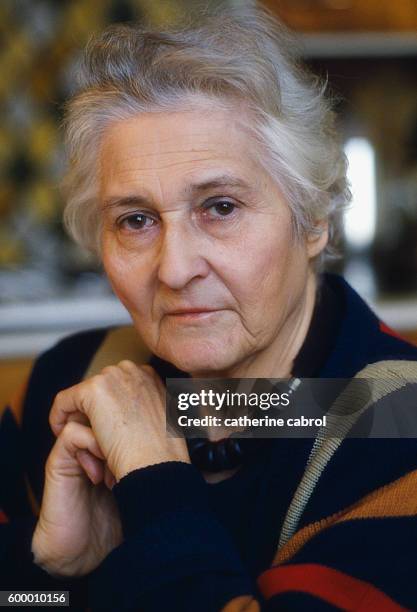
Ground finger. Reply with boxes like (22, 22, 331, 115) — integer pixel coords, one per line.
(119, 361, 154, 379)
(76, 449, 105, 485)
(152, 371, 166, 397)
(139, 365, 166, 395)
(49, 383, 91, 436)
(140, 364, 158, 378)
(47, 421, 106, 488)
(54, 421, 105, 465)
(118, 361, 166, 401)
(53, 411, 90, 437)
(104, 464, 116, 490)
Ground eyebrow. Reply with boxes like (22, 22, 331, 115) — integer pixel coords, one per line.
(186, 174, 255, 195)
(102, 173, 256, 210)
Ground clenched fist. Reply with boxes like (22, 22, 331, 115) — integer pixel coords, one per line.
(32, 361, 190, 577)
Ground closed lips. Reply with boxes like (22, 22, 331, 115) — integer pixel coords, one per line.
(169, 308, 218, 314)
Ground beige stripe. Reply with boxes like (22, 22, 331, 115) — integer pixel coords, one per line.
(83, 326, 152, 380)
(278, 360, 417, 550)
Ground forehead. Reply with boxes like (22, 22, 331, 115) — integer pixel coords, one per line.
(98, 107, 265, 194)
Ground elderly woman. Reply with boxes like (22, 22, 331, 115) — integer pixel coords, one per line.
(2, 6, 417, 612)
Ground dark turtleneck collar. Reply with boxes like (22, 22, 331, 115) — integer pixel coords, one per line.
(291, 274, 345, 378)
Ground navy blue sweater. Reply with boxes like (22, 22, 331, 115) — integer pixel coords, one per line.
(2, 274, 417, 611)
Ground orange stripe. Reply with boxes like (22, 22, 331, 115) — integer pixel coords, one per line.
(275, 469, 417, 565)
(7, 378, 29, 427)
(221, 596, 260, 612)
(258, 564, 408, 611)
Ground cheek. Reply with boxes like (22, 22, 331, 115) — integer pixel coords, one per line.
(102, 245, 148, 313)
(232, 219, 297, 296)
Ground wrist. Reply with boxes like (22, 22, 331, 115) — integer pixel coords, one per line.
(114, 456, 191, 483)
(112, 461, 206, 538)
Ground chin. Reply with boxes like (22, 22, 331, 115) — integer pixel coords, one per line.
(159, 338, 238, 376)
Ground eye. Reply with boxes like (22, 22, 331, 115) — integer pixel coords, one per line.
(202, 199, 237, 219)
(118, 212, 156, 231)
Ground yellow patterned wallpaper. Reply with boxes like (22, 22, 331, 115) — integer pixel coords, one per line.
(0, 0, 208, 300)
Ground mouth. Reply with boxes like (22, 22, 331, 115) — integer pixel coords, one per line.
(166, 309, 224, 322)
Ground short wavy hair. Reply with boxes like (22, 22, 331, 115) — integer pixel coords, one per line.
(62, 3, 350, 269)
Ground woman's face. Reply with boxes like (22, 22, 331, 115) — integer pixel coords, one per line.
(99, 105, 326, 375)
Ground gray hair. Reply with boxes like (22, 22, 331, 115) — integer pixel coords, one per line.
(62, 4, 350, 268)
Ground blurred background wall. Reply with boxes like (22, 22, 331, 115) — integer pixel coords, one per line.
(1, 0, 417, 401)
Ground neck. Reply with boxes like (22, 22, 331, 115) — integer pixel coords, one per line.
(191, 270, 318, 380)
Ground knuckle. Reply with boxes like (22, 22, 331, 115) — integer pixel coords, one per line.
(118, 359, 137, 370)
(53, 389, 65, 404)
(48, 408, 56, 428)
(49, 396, 63, 428)
(101, 365, 117, 376)
(60, 420, 78, 439)
(89, 373, 105, 391)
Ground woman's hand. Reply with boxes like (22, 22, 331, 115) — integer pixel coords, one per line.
(32, 361, 190, 577)
(49, 361, 190, 481)
(32, 421, 123, 577)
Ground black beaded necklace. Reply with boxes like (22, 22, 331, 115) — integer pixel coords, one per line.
(186, 377, 302, 472)
(187, 436, 265, 473)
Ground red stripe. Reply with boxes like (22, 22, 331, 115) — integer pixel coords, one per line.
(258, 564, 407, 611)
(0, 510, 9, 524)
(379, 321, 405, 341)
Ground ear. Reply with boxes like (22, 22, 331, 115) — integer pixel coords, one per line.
(306, 220, 329, 260)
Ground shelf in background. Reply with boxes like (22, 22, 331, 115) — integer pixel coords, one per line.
(0, 293, 417, 359)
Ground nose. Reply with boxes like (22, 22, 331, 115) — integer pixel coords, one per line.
(157, 223, 210, 290)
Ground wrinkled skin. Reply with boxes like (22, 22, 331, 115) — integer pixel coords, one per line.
(32, 102, 328, 576)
